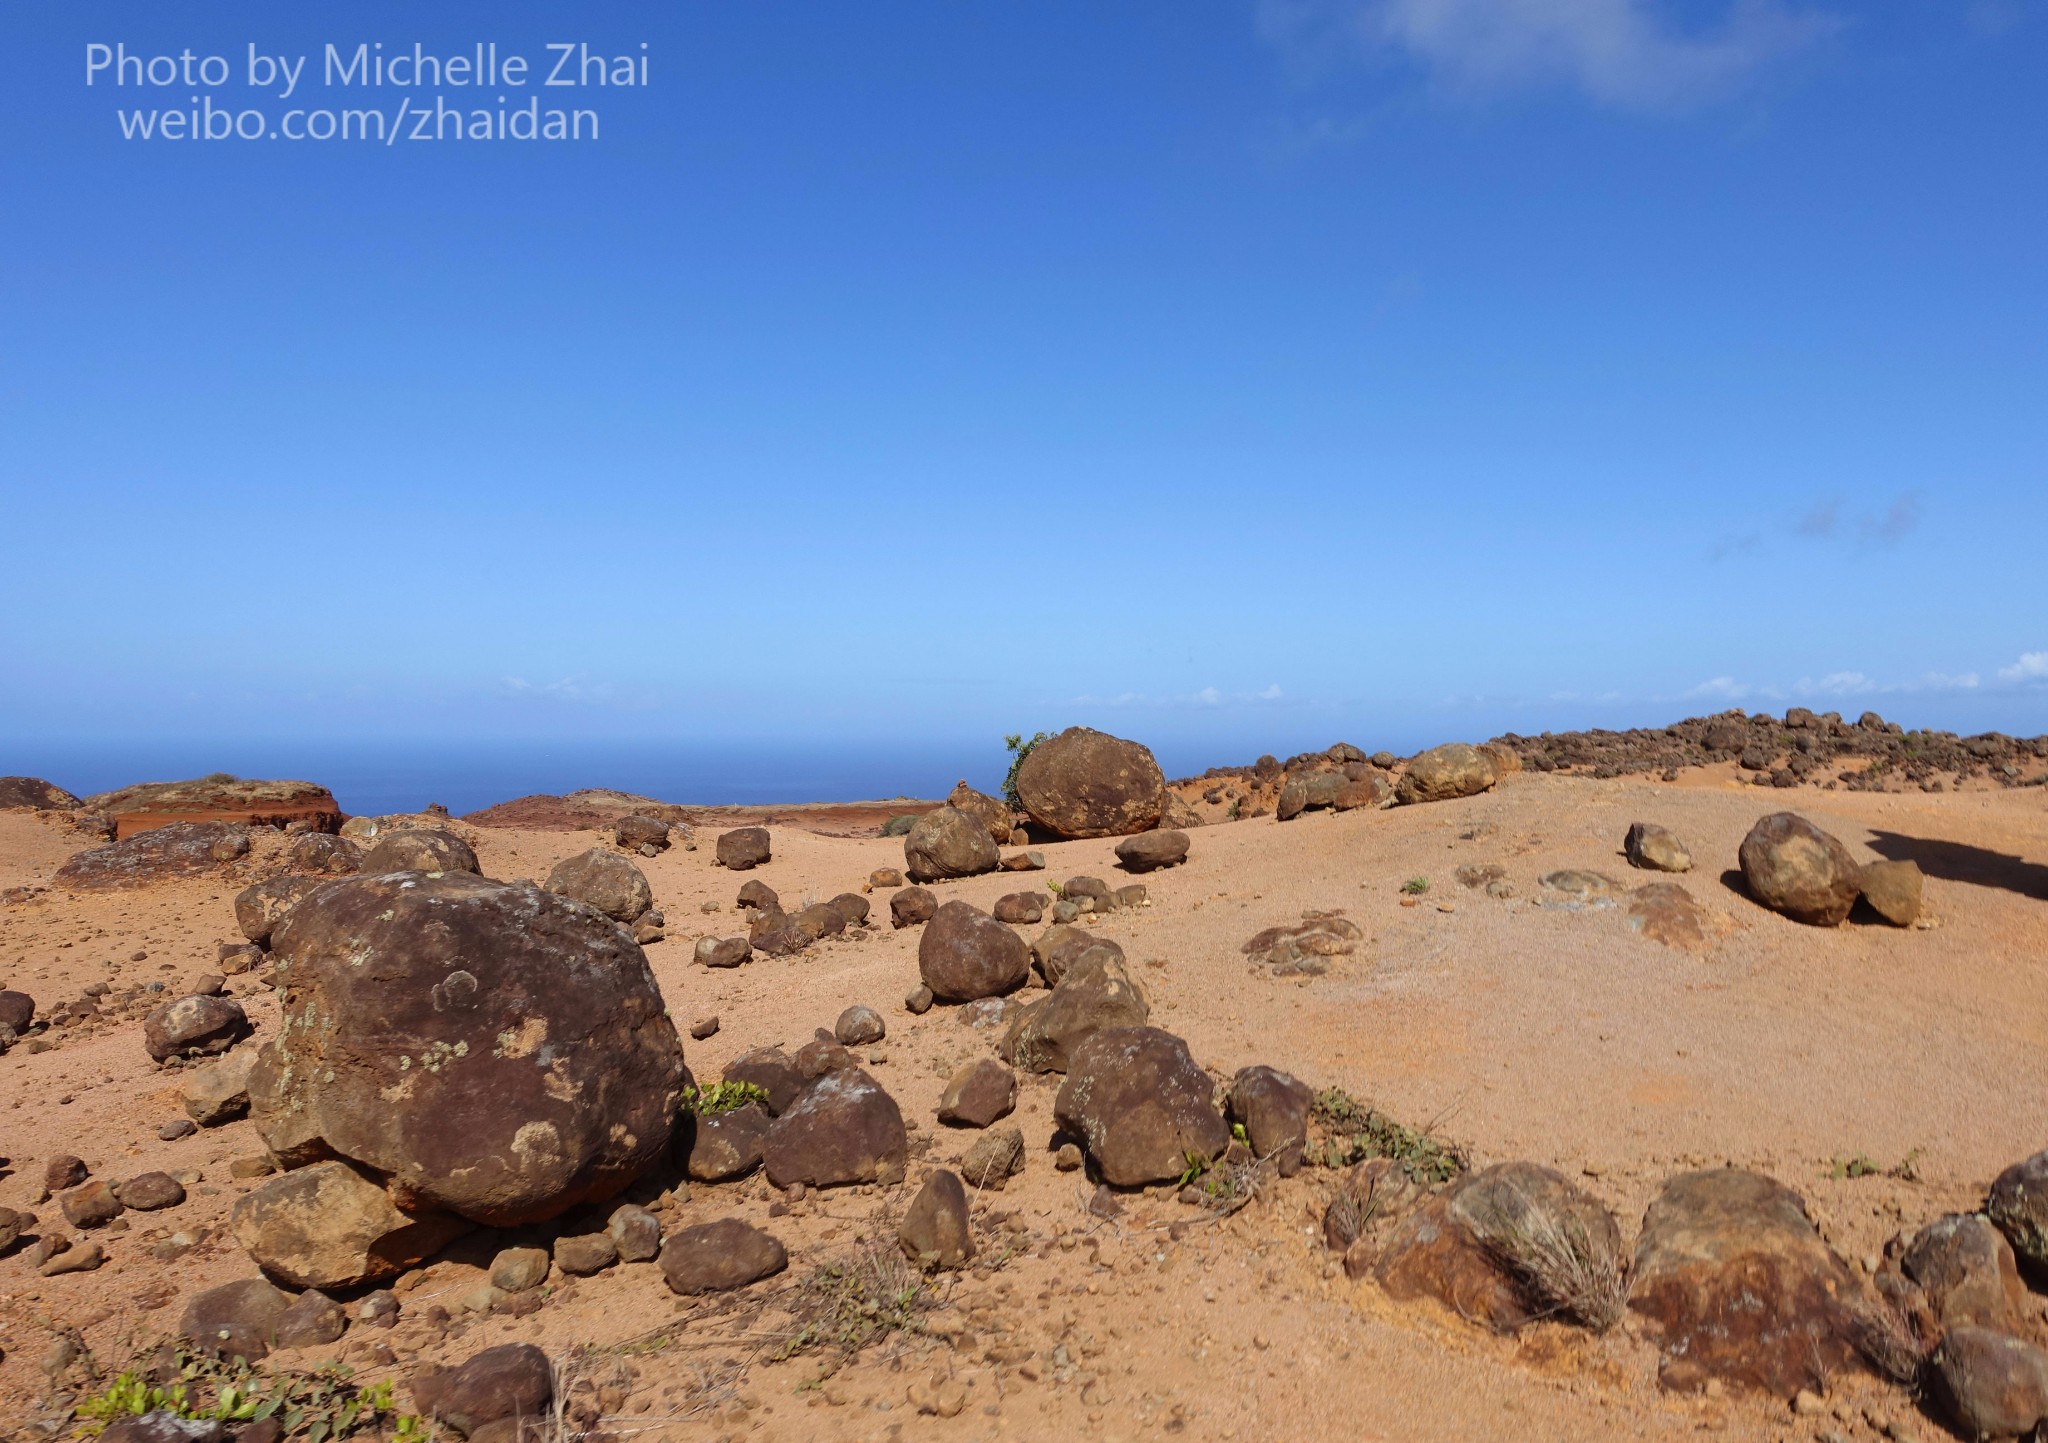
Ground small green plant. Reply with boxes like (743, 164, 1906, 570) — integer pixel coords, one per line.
(1226, 799, 1242, 820)
(1310, 1088, 1465, 1185)
(772, 1244, 938, 1361)
(1230, 1122, 1250, 1145)
(1002, 731, 1052, 809)
(78, 1373, 197, 1427)
(1829, 1154, 1881, 1180)
(1400, 877, 1430, 895)
(681, 1080, 771, 1115)
(76, 1352, 413, 1442)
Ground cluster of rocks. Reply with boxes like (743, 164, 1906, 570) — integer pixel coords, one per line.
(1178, 739, 1516, 822)
(1739, 812, 1923, 927)
(0, 1153, 193, 1278)
(1493, 709, 2048, 792)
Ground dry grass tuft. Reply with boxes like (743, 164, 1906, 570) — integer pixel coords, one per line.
(1460, 1183, 1629, 1333)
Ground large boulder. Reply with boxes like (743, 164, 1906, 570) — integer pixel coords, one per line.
(1052, 1027, 1229, 1187)
(1628, 1168, 1871, 1397)
(0, 776, 80, 810)
(358, 829, 479, 876)
(86, 776, 341, 840)
(903, 806, 999, 883)
(613, 815, 671, 853)
(143, 994, 249, 1063)
(234, 876, 323, 948)
(1012, 727, 1166, 839)
(918, 901, 1030, 1002)
(248, 871, 686, 1226)
(1000, 947, 1149, 1073)
(1395, 745, 1498, 805)
(1377, 1161, 1625, 1332)
(1987, 1149, 2048, 1269)
(714, 827, 770, 870)
(1900, 1213, 2028, 1333)
(54, 822, 250, 890)
(945, 781, 1013, 846)
(1276, 771, 1344, 821)
(285, 832, 362, 876)
(231, 1160, 469, 1290)
(762, 1069, 907, 1189)
(1738, 813, 1862, 926)
(544, 848, 653, 923)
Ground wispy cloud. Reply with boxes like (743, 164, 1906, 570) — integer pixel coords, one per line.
(1712, 489, 1922, 561)
(499, 674, 613, 706)
(1258, 0, 1837, 111)
(1072, 683, 1288, 709)
(1999, 651, 2048, 683)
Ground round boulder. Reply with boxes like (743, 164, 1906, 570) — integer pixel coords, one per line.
(715, 827, 771, 870)
(1013, 727, 1166, 839)
(918, 901, 1030, 1002)
(358, 828, 479, 876)
(1114, 830, 1189, 873)
(143, 994, 249, 1063)
(248, 871, 687, 1226)
(1395, 744, 1499, 805)
(1738, 812, 1862, 926)
(545, 847, 654, 923)
(1052, 1027, 1229, 1187)
(903, 806, 999, 883)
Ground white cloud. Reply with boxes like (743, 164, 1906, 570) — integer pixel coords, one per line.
(1261, 0, 1835, 111)
(1999, 651, 2048, 682)
(1072, 684, 1291, 709)
(1688, 675, 1752, 700)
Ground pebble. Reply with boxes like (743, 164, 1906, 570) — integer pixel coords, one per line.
(689, 1016, 719, 1040)
(157, 1120, 197, 1141)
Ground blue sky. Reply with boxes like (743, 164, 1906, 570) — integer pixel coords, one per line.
(2, 1, 2043, 787)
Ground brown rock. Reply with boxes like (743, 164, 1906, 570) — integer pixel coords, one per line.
(0, 776, 80, 810)
(0, 988, 34, 1032)
(273, 1290, 346, 1350)
(1901, 1213, 2028, 1333)
(1738, 812, 1863, 926)
(891, 886, 938, 928)
(792, 901, 847, 941)
(959, 1127, 1026, 1190)
(747, 907, 810, 956)
(945, 781, 1013, 846)
(544, 848, 653, 922)
(685, 1102, 771, 1181)
(722, 1046, 805, 1114)
(904, 805, 1000, 882)
(919, 900, 1031, 1002)
(1395, 744, 1499, 805)
(613, 815, 671, 853)
(358, 828, 479, 876)
(992, 891, 1047, 924)
(1860, 859, 1923, 926)
(1277, 771, 1343, 821)
(54, 821, 251, 890)
(412, 1343, 554, 1437)
(286, 832, 363, 875)
(999, 850, 1045, 871)
(1628, 1168, 1870, 1396)
(1623, 822, 1693, 873)
(144, 994, 249, 1063)
(900, 1169, 975, 1269)
(86, 776, 340, 839)
(60, 1180, 123, 1229)
(1932, 1326, 2048, 1441)
(181, 1048, 259, 1126)
(1001, 946, 1149, 1074)
(660, 1218, 787, 1295)
(552, 1231, 617, 1275)
(181, 1277, 294, 1361)
(1114, 830, 1189, 873)
(827, 892, 871, 927)
(1013, 727, 1167, 839)
(249, 871, 685, 1226)
(1030, 925, 1120, 988)
(1626, 882, 1721, 952)
(694, 935, 751, 969)
(44, 1153, 88, 1192)
(608, 1204, 662, 1262)
(869, 867, 905, 888)
(1053, 1027, 1229, 1187)
(1989, 1149, 2048, 1268)
(1225, 1066, 1312, 1176)
(835, 1005, 885, 1046)
(937, 1059, 1017, 1128)
(234, 877, 323, 948)
(114, 1172, 186, 1211)
(762, 1069, 907, 1189)
(737, 878, 779, 910)
(232, 1160, 470, 1290)
(714, 827, 771, 870)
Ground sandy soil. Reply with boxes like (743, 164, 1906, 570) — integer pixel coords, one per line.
(3, 773, 2046, 1443)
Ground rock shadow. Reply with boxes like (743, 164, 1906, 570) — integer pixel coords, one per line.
(1865, 830, 2048, 904)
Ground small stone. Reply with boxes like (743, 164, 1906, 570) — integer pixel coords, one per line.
(660, 1218, 787, 1294)
(229, 1155, 277, 1179)
(552, 1232, 618, 1276)
(158, 1120, 198, 1141)
(689, 1016, 720, 1040)
(959, 1128, 1026, 1191)
(608, 1204, 662, 1263)
(1054, 1143, 1084, 1172)
(44, 1154, 89, 1192)
(835, 1005, 885, 1046)
(490, 1246, 550, 1294)
(904, 985, 934, 1015)
(42, 1241, 105, 1275)
(114, 1172, 186, 1211)
(60, 1180, 124, 1229)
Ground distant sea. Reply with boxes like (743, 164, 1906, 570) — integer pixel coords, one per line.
(4, 741, 1018, 819)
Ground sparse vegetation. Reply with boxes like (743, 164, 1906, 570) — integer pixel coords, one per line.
(1460, 1183, 1629, 1332)
(1311, 1088, 1465, 1184)
(1002, 731, 1052, 809)
(76, 1350, 414, 1442)
(681, 1080, 771, 1115)
(1401, 876, 1430, 895)
(772, 1243, 941, 1362)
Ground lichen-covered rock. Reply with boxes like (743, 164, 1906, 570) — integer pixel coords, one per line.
(87, 777, 341, 837)
(762, 1069, 907, 1189)
(144, 994, 249, 1063)
(1860, 859, 1923, 926)
(1738, 813, 1862, 926)
(945, 781, 1013, 846)
(55, 822, 250, 890)
(248, 871, 686, 1226)
(1989, 1149, 2048, 1269)
(1013, 727, 1166, 839)
(903, 806, 999, 883)
(1628, 1168, 1871, 1397)
(1623, 823, 1693, 873)
(918, 901, 1030, 1002)
(358, 829, 479, 877)
(1053, 1027, 1229, 1187)
(232, 1160, 470, 1290)
(544, 847, 653, 922)
(234, 876, 322, 948)
(0, 776, 80, 810)
(1225, 1066, 1313, 1176)
(1395, 744, 1498, 805)
(285, 832, 362, 876)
